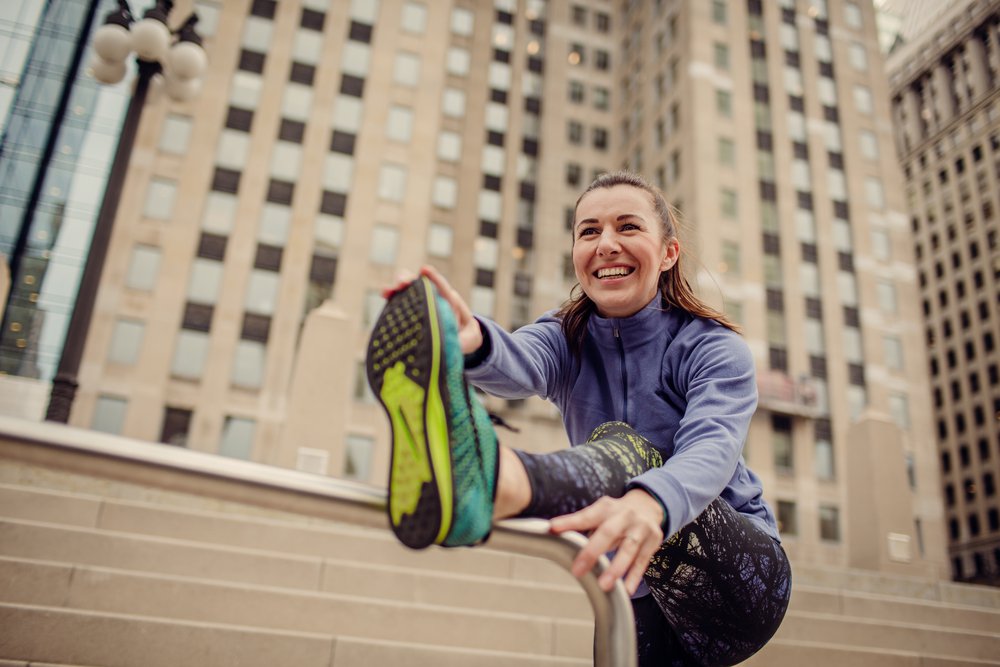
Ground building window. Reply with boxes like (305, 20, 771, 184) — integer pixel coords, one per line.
(718, 137, 735, 166)
(348, 19, 373, 42)
(772, 415, 793, 473)
(451, 7, 474, 35)
(716, 89, 732, 117)
(370, 225, 400, 265)
(219, 416, 256, 459)
(714, 42, 729, 70)
(427, 223, 453, 258)
(595, 49, 609, 70)
(819, 505, 841, 541)
(593, 127, 608, 150)
(433, 176, 458, 208)
(231, 340, 265, 389)
(712, 0, 727, 24)
(344, 434, 374, 480)
(160, 406, 193, 446)
(393, 52, 420, 86)
(92, 395, 127, 435)
(377, 164, 407, 202)
(401, 1, 427, 33)
(143, 178, 177, 220)
(568, 80, 584, 103)
(815, 438, 835, 480)
(108, 319, 144, 365)
(386, 105, 414, 143)
(568, 121, 583, 144)
(721, 189, 737, 218)
(159, 114, 193, 154)
(125, 245, 161, 291)
(446, 47, 470, 76)
(442, 88, 466, 117)
(777, 500, 797, 536)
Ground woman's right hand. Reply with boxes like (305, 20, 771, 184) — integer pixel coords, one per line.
(383, 266, 484, 355)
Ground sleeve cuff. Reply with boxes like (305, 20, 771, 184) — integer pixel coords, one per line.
(463, 319, 493, 369)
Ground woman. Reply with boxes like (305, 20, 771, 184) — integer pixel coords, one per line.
(366, 171, 790, 666)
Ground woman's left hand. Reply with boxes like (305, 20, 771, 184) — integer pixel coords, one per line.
(549, 489, 665, 595)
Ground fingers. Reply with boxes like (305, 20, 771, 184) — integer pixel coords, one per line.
(551, 496, 664, 594)
(421, 266, 474, 324)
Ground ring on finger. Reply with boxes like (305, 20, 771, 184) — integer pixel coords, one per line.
(624, 533, 640, 545)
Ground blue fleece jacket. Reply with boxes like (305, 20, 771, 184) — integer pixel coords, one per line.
(465, 297, 779, 544)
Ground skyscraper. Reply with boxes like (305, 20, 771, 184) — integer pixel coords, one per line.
(886, 0, 1000, 584)
(62, 0, 946, 577)
(0, 0, 131, 417)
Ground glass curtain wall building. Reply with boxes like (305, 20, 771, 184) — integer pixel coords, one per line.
(0, 0, 130, 417)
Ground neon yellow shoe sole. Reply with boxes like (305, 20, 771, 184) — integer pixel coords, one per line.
(366, 278, 454, 549)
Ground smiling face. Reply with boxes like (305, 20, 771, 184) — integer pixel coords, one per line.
(572, 185, 680, 318)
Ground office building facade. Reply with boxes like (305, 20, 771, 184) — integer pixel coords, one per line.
(886, 0, 1000, 584)
(63, 0, 944, 576)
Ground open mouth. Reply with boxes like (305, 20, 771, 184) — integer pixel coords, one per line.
(595, 266, 635, 280)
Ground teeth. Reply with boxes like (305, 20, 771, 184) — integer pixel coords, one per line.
(596, 267, 633, 278)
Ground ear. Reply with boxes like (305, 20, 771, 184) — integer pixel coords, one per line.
(660, 238, 680, 272)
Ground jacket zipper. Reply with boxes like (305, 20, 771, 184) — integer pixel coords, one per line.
(614, 325, 628, 423)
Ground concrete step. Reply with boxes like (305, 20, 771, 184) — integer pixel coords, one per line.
(746, 639, 1000, 667)
(774, 609, 1000, 662)
(0, 514, 590, 620)
(0, 482, 575, 588)
(791, 584, 1000, 634)
(0, 603, 588, 667)
(0, 556, 591, 659)
(793, 562, 1000, 609)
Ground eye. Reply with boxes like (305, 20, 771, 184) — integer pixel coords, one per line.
(578, 226, 599, 237)
(619, 222, 640, 231)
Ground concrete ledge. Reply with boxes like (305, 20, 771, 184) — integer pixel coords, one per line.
(0, 603, 337, 667)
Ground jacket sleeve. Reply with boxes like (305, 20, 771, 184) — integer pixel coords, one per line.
(627, 329, 757, 539)
(463, 314, 569, 402)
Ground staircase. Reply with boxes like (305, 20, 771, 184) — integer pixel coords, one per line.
(1, 424, 998, 666)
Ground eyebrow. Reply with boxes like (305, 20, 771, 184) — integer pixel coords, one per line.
(575, 213, 643, 229)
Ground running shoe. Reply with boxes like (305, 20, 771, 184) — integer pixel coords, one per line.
(365, 277, 497, 549)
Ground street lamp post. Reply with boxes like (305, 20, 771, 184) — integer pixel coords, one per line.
(46, 0, 206, 423)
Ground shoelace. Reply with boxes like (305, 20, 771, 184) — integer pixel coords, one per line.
(488, 412, 520, 433)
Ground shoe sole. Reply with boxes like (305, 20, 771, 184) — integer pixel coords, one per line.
(366, 278, 453, 549)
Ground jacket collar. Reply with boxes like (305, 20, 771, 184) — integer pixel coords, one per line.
(587, 296, 680, 348)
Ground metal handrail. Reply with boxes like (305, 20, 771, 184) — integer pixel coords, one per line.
(0, 416, 636, 666)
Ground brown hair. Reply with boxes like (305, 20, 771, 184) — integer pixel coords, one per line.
(557, 171, 740, 356)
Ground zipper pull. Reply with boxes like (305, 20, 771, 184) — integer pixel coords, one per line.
(613, 326, 620, 338)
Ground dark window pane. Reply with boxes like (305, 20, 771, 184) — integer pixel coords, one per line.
(493, 48, 511, 63)
(793, 142, 809, 159)
(241, 313, 271, 342)
(182, 303, 213, 332)
(522, 138, 538, 156)
(278, 119, 305, 143)
(785, 50, 800, 67)
(197, 233, 227, 260)
(496, 9, 513, 24)
(517, 228, 534, 248)
(525, 97, 541, 114)
(330, 130, 356, 154)
(819, 60, 834, 77)
(757, 131, 773, 150)
(848, 363, 866, 386)
(160, 407, 192, 446)
(488, 131, 505, 147)
(254, 244, 283, 271)
(810, 355, 828, 378)
(310, 254, 338, 283)
(238, 49, 266, 74)
(760, 181, 777, 201)
(290, 62, 316, 85)
(763, 232, 781, 254)
(514, 273, 532, 297)
(833, 200, 850, 219)
(226, 106, 253, 132)
(753, 84, 769, 102)
(250, 0, 276, 18)
(340, 74, 365, 97)
(843, 307, 860, 327)
(301, 8, 325, 31)
(750, 39, 766, 57)
(769, 346, 788, 372)
(483, 174, 502, 191)
(823, 105, 839, 122)
(519, 181, 536, 201)
(828, 151, 844, 169)
(475, 220, 499, 240)
(789, 95, 804, 111)
(838, 252, 854, 272)
(475, 268, 495, 287)
(801, 243, 818, 262)
(321, 191, 347, 216)
(805, 297, 823, 319)
(490, 88, 508, 104)
(528, 56, 544, 73)
(349, 21, 373, 43)
(212, 167, 241, 194)
(267, 179, 294, 205)
(797, 191, 814, 210)
(767, 288, 784, 311)
(815, 18, 829, 34)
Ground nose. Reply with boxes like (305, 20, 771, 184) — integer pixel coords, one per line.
(596, 228, 620, 256)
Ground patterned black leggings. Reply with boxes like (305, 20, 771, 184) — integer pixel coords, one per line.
(515, 422, 791, 667)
